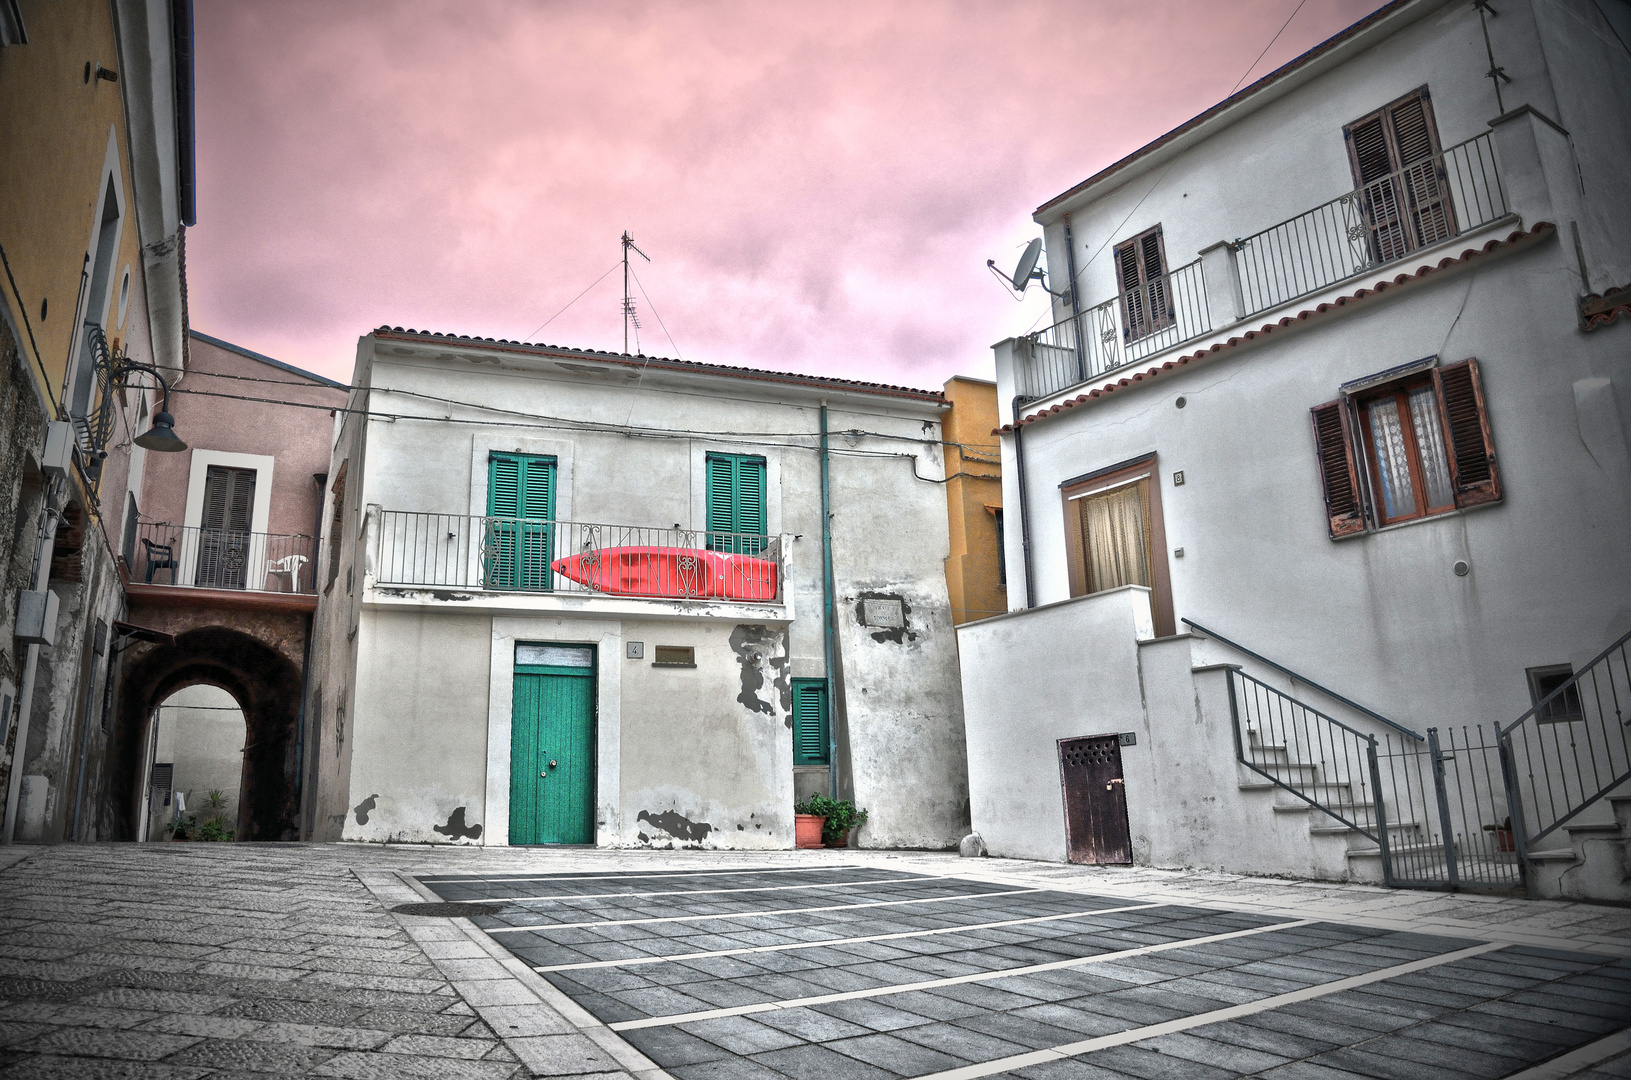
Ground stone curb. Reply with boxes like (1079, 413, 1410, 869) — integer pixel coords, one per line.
(354, 867, 673, 1080)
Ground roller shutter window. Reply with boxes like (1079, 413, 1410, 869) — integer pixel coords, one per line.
(791, 679, 829, 766)
(705, 452, 767, 555)
(1343, 87, 1455, 264)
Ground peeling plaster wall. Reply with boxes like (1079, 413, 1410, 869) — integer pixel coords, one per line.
(342, 608, 491, 844)
(617, 620, 791, 849)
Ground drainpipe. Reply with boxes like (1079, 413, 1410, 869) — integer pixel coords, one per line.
(3, 477, 64, 843)
(1062, 214, 1085, 382)
(1012, 411, 1036, 609)
(291, 472, 325, 840)
(819, 403, 838, 798)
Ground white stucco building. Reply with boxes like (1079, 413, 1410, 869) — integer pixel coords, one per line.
(304, 329, 970, 850)
(959, 0, 1631, 901)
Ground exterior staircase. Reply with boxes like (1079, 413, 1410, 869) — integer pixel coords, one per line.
(1524, 790, 1631, 903)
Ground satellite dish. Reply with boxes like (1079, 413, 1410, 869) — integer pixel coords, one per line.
(1011, 238, 1044, 291)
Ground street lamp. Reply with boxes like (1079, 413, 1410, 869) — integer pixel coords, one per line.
(116, 360, 187, 452)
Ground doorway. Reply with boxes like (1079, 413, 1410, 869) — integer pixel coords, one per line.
(1059, 734, 1132, 864)
(143, 685, 245, 841)
(510, 643, 595, 844)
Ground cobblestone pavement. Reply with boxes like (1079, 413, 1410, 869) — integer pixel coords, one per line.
(0, 844, 1626, 1079)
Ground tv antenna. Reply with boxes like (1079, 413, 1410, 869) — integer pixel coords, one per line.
(987, 238, 1070, 300)
(621, 231, 650, 354)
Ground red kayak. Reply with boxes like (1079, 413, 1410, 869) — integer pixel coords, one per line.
(551, 546, 777, 601)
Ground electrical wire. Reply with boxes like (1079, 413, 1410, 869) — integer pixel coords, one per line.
(518, 260, 623, 342)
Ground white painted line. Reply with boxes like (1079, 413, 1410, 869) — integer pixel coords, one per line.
(483, 887, 1052, 934)
(533, 903, 1164, 972)
(474, 873, 964, 905)
(905, 940, 1509, 1080)
(1498, 1026, 1631, 1080)
(418, 864, 870, 885)
(609, 918, 1318, 1030)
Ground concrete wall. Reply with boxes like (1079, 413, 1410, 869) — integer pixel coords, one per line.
(942, 377, 1005, 626)
(149, 683, 245, 836)
(313, 334, 969, 849)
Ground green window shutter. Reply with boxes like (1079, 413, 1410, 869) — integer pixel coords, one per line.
(487, 453, 555, 591)
(791, 679, 829, 765)
(705, 453, 767, 553)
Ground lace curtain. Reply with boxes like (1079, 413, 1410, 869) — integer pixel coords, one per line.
(1082, 483, 1150, 592)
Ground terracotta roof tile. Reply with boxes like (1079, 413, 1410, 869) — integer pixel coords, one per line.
(996, 222, 1555, 434)
(372, 327, 945, 402)
(1581, 283, 1631, 331)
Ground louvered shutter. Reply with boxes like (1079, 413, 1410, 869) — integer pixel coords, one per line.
(487, 454, 523, 589)
(705, 454, 736, 552)
(488, 455, 521, 517)
(1115, 240, 1148, 338)
(1433, 359, 1500, 507)
(1140, 231, 1172, 328)
(1310, 401, 1367, 537)
(518, 457, 555, 589)
(737, 458, 766, 554)
(227, 468, 255, 533)
(1390, 93, 1454, 247)
(792, 680, 829, 765)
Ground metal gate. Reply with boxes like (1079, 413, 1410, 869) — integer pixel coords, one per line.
(1228, 668, 1520, 891)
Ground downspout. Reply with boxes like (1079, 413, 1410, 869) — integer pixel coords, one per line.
(1062, 214, 1085, 382)
(1012, 410, 1036, 609)
(820, 403, 838, 798)
(291, 472, 326, 840)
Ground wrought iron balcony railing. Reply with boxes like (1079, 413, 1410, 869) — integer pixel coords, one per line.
(374, 511, 783, 603)
(1016, 258, 1213, 403)
(131, 523, 316, 594)
(1236, 131, 1506, 317)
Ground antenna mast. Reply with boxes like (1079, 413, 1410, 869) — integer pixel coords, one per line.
(621, 231, 650, 355)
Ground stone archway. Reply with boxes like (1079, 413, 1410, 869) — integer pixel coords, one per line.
(108, 626, 303, 841)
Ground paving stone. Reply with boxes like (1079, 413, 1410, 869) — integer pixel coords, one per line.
(0, 1055, 214, 1079)
(506, 1031, 623, 1076)
(312, 1050, 522, 1079)
(680, 1015, 808, 1054)
(16, 1027, 200, 1060)
(138, 1014, 266, 1039)
(749, 1041, 901, 1080)
(380, 1032, 498, 1059)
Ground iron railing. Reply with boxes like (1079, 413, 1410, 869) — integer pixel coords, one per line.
(132, 522, 316, 593)
(1499, 627, 1631, 854)
(375, 511, 783, 603)
(1015, 259, 1212, 402)
(1228, 668, 1386, 847)
(1237, 131, 1505, 316)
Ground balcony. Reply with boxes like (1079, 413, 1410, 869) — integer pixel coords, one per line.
(1011, 131, 1507, 405)
(372, 511, 786, 609)
(127, 523, 317, 609)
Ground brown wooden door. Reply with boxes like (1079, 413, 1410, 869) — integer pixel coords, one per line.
(1059, 734, 1131, 864)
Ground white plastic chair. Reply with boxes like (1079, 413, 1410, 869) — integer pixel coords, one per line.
(265, 554, 309, 592)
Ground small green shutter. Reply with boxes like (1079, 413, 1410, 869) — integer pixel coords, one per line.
(791, 678, 829, 765)
(705, 452, 767, 554)
(487, 453, 556, 590)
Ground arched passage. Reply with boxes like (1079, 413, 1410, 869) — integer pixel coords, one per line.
(110, 626, 303, 841)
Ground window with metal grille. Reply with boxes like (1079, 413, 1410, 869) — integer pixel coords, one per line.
(485, 453, 556, 590)
(1113, 226, 1174, 343)
(792, 678, 829, 765)
(1312, 358, 1500, 537)
(705, 452, 767, 554)
(652, 645, 695, 667)
(1343, 87, 1455, 263)
(1527, 665, 1584, 724)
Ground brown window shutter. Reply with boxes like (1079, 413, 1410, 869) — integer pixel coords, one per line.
(1434, 358, 1501, 507)
(1310, 401, 1366, 537)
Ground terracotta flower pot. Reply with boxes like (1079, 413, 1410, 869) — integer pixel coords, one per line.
(795, 814, 826, 849)
(825, 830, 850, 849)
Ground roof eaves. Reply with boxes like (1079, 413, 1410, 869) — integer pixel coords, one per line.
(995, 222, 1555, 435)
(1035, 0, 1419, 219)
(189, 330, 349, 389)
(371, 327, 947, 404)
(1581, 283, 1631, 332)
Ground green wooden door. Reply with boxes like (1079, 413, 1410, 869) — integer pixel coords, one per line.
(510, 648, 595, 844)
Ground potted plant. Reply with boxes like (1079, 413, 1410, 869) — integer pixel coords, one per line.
(795, 795, 868, 848)
(1483, 816, 1515, 853)
(793, 797, 826, 849)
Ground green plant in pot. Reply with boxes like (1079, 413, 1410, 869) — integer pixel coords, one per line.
(795, 795, 868, 847)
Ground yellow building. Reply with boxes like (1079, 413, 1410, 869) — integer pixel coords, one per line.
(941, 376, 1005, 625)
(0, 0, 193, 843)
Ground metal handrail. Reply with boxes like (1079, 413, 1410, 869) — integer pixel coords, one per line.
(1183, 617, 1423, 740)
(1235, 131, 1506, 317)
(132, 522, 317, 594)
(1016, 258, 1213, 403)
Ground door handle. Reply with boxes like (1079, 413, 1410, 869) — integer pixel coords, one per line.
(549, 760, 557, 768)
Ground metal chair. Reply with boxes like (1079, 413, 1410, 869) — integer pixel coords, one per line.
(140, 537, 176, 583)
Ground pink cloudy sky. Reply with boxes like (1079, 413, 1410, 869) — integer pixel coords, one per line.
(187, 0, 1380, 390)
